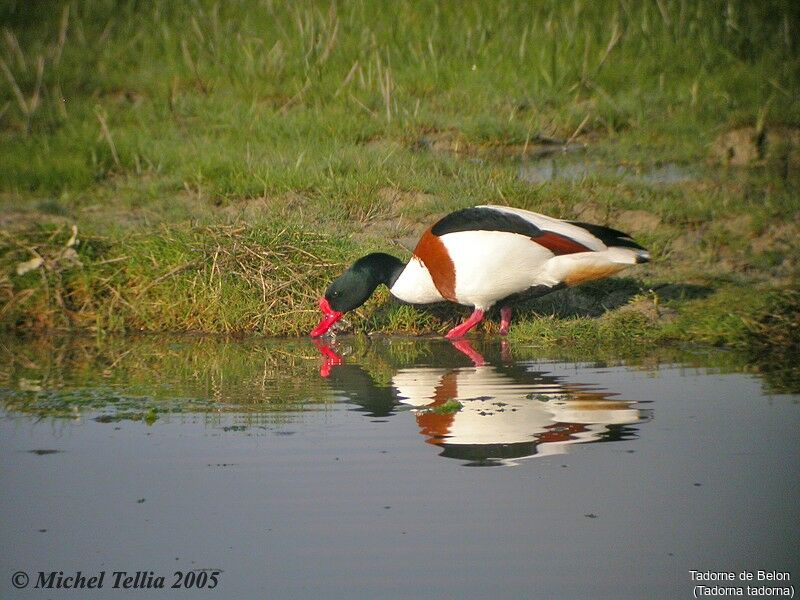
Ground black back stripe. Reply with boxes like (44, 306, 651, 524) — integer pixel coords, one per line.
(432, 207, 544, 238)
(431, 207, 645, 251)
(432, 208, 591, 255)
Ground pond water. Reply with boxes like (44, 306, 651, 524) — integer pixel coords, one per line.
(515, 154, 798, 187)
(1, 336, 798, 599)
(518, 158, 698, 186)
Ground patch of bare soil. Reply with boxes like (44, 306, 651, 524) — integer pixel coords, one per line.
(721, 214, 754, 238)
(571, 202, 608, 224)
(376, 187, 435, 211)
(750, 222, 800, 254)
(0, 208, 71, 230)
(572, 202, 661, 234)
(617, 296, 679, 324)
(355, 187, 441, 248)
(710, 125, 800, 167)
(614, 210, 663, 234)
(221, 191, 309, 222)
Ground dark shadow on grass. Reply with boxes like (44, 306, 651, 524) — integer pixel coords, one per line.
(502, 280, 715, 320)
(370, 278, 716, 332)
(650, 283, 715, 303)
(522, 278, 643, 319)
(495, 278, 650, 320)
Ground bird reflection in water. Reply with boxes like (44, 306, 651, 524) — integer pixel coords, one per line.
(313, 339, 650, 466)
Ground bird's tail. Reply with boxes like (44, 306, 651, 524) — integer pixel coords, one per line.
(606, 246, 651, 264)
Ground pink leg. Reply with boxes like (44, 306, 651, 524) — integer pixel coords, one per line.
(499, 306, 512, 336)
(445, 308, 485, 339)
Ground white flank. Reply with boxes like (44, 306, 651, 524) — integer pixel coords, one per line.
(442, 230, 554, 309)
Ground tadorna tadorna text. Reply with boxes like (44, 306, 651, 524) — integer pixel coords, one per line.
(310, 205, 650, 339)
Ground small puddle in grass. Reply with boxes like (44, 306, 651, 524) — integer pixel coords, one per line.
(1, 335, 797, 599)
(516, 154, 799, 187)
(518, 158, 698, 185)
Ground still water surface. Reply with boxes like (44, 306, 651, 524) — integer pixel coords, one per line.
(1, 336, 798, 599)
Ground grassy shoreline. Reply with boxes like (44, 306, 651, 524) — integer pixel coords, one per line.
(1, 1, 798, 363)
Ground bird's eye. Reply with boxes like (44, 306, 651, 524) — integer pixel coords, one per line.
(332, 291, 340, 297)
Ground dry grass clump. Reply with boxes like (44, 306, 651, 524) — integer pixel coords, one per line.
(0, 223, 353, 335)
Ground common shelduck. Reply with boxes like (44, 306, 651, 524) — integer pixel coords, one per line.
(310, 205, 650, 339)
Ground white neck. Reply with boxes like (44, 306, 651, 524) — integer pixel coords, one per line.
(389, 257, 446, 305)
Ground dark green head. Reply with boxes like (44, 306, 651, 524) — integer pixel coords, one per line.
(310, 253, 405, 337)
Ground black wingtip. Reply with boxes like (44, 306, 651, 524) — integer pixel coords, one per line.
(569, 221, 647, 251)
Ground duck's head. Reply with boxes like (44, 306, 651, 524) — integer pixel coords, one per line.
(310, 253, 404, 337)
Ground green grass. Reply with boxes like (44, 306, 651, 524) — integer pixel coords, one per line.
(424, 399, 464, 415)
(1, 0, 798, 193)
(0, 0, 799, 366)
